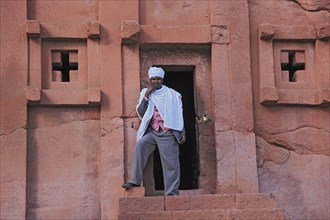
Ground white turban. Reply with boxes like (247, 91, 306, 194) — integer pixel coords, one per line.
(148, 67, 165, 79)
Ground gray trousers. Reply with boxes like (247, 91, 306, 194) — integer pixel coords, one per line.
(130, 130, 180, 196)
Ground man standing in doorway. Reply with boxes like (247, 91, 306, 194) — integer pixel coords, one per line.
(122, 67, 186, 196)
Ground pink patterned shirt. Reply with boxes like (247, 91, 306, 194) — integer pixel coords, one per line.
(150, 107, 170, 132)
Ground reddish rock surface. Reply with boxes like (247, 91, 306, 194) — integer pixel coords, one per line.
(1, 0, 328, 219)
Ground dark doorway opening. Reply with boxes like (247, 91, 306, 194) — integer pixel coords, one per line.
(153, 68, 199, 190)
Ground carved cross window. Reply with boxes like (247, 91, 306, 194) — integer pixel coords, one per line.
(258, 24, 329, 105)
(52, 50, 78, 82)
(281, 50, 305, 82)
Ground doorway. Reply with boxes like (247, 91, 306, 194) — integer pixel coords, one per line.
(153, 68, 199, 190)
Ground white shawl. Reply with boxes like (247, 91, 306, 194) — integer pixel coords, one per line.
(136, 85, 184, 141)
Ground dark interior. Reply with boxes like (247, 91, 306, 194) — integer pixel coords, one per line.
(153, 70, 199, 190)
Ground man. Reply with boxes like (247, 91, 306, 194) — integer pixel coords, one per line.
(122, 67, 186, 196)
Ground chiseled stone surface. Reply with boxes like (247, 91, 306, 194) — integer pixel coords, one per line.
(118, 193, 284, 220)
(291, 0, 330, 11)
(0, 0, 328, 219)
(258, 151, 329, 219)
(0, 129, 27, 220)
(249, 0, 329, 219)
(26, 107, 100, 219)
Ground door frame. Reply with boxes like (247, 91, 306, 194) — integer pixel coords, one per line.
(139, 45, 217, 195)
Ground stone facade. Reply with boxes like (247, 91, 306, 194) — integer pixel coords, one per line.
(0, 0, 328, 219)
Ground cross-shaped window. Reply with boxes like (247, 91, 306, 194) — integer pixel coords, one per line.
(52, 50, 78, 82)
(281, 50, 305, 82)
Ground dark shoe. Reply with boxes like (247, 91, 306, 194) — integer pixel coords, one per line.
(122, 182, 139, 190)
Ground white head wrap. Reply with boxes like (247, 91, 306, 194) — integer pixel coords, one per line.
(148, 67, 165, 79)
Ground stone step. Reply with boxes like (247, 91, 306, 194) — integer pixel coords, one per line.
(119, 208, 284, 220)
(119, 193, 278, 213)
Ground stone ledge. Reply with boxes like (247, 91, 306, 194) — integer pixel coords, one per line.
(87, 21, 100, 39)
(316, 24, 330, 41)
(39, 90, 100, 105)
(165, 196, 190, 211)
(119, 193, 279, 213)
(259, 24, 275, 40)
(190, 194, 235, 210)
(235, 193, 277, 209)
(122, 187, 145, 197)
(119, 196, 164, 213)
(119, 210, 172, 220)
(119, 208, 284, 220)
(121, 20, 140, 44)
(26, 86, 41, 101)
(227, 208, 284, 220)
(26, 20, 40, 38)
(273, 25, 316, 40)
(88, 88, 101, 103)
(140, 25, 211, 44)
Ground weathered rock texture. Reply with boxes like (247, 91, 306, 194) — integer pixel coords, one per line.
(26, 107, 100, 219)
(249, 0, 329, 219)
(1, 0, 329, 220)
(119, 193, 284, 220)
(292, 0, 330, 11)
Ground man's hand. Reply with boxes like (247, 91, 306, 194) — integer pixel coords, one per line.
(145, 85, 157, 98)
(178, 131, 186, 144)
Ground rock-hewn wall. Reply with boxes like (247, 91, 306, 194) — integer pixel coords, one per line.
(27, 107, 100, 219)
(292, 0, 330, 11)
(1, 0, 328, 219)
(249, 0, 329, 219)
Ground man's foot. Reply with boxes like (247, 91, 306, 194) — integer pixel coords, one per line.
(122, 182, 140, 190)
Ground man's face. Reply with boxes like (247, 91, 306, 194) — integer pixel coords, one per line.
(149, 77, 163, 89)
